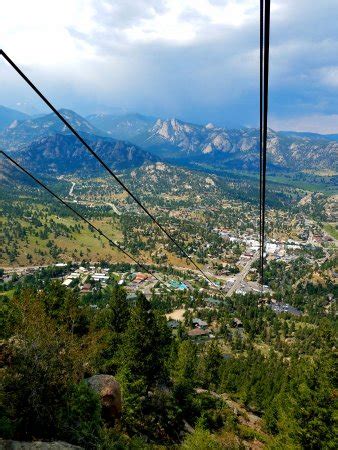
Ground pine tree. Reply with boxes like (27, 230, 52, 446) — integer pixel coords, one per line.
(270, 353, 336, 448)
(118, 293, 170, 390)
(106, 285, 130, 334)
(94, 285, 130, 373)
(199, 341, 222, 389)
(173, 340, 198, 387)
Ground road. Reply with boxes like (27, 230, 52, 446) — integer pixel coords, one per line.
(107, 203, 121, 216)
(69, 181, 76, 196)
(66, 181, 122, 215)
(172, 265, 230, 285)
(226, 251, 259, 297)
(172, 251, 259, 296)
(2, 264, 50, 274)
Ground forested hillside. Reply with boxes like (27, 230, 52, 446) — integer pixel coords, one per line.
(0, 274, 336, 448)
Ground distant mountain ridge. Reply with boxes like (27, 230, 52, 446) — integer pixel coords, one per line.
(9, 133, 158, 175)
(0, 105, 29, 132)
(278, 130, 338, 142)
(86, 114, 338, 172)
(0, 155, 35, 187)
(0, 107, 158, 178)
(0, 109, 107, 151)
(86, 113, 155, 141)
(0, 105, 337, 173)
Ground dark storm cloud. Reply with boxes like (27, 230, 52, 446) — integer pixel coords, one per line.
(1, 0, 338, 131)
(66, 0, 338, 130)
(63, 0, 260, 125)
(92, 0, 168, 28)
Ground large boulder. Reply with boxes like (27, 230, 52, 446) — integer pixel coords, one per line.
(86, 374, 122, 422)
(0, 441, 82, 449)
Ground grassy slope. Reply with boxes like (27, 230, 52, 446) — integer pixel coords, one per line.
(1, 214, 127, 267)
(323, 223, 338, 240)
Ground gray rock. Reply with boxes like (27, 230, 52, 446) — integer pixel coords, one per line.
(0, 440, 82, 450)
(86, 374, 122, 422)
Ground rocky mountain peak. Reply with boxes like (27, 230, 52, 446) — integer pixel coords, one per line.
(0, 108, 107, 151)
(8, 119, 19, 129)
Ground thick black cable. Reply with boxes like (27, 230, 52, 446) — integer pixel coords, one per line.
(0, 149, 169, 287)
(259, 0, 264, 285)
(260, 0, 271, 286)
(0, 49, 214, 286)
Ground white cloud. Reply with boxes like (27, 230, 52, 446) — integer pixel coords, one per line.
(317, 66, 338, 88)
(0, 0, 97, 66)
(0, 0, 259, 62)
(121, 0, 258, 44)
(0, 0, 338, 128)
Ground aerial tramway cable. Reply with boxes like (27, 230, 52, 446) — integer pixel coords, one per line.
(259, 0, 264, 283)
(1, 6, 271, 292)
(0, 49, 215, 287)
(0, 149, 170, 289)
(259, 0, 271, 287)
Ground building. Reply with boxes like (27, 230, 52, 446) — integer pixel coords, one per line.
(169, 280, 188, 290)
(92, 273, 109, 282)
(81, 283, 92, 294)
(167, 320, 180, 329)
(269, 302, 302, 316)
(192, 318, 208, 329)
(205, 297, 222, 307)
(188, 328, 210, 339)
(134, 273, 149, 284)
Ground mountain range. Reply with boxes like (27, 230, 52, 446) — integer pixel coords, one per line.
(0, 105, 29, 132)
(0, 106, 337, 178)
(2, 133, 157, 179)
(86, 112, 154, 141)
(0, 109, 106, 151)
(87, 114, 338, 172)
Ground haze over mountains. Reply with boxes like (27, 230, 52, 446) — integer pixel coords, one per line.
(0, 105, 29, 131)
(0, 109, 106, 150)
(0, 105, 337, 178)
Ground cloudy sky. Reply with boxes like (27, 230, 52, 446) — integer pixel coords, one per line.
(0, 0, 337, 132)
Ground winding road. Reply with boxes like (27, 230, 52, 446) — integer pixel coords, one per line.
(69, 181, 76, 196)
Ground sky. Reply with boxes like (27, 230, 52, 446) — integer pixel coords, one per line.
(0, 0, 338, 132)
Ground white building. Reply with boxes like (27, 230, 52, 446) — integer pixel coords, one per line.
(92, 273, 109, 282)
(266, 243, 279, 254)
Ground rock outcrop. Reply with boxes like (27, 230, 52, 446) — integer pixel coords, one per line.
(0, 440, 82, 450)
(86, 374, 122, 423)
